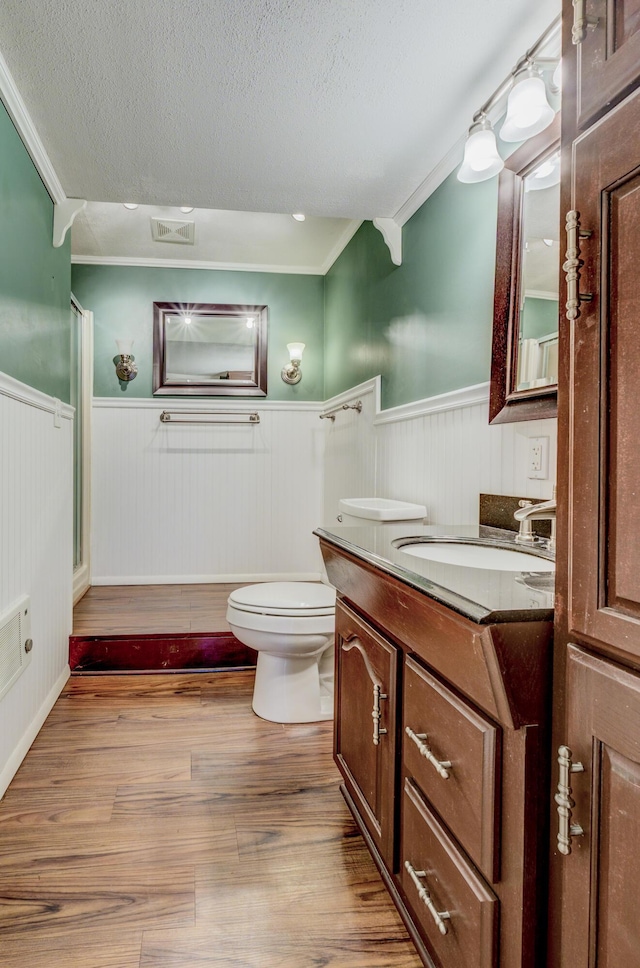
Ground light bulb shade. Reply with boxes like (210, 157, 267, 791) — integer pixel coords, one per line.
(526, 151, 561, 191)
(116, 338, 134, 356)
(500, 67, 555, 142)
(458, 120, 504, 183)
(287, 342, 305, 361)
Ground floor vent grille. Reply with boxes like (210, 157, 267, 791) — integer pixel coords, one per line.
(0, 596, 31, 701)
(151, 217, 195, 245)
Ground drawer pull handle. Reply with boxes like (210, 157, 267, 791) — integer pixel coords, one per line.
(564, 210, 593, 322)
(555, 744, 585, 855)
(405, 726, 452, 779)
(373, 682, 388, 746)
(404, 861, 450, 935)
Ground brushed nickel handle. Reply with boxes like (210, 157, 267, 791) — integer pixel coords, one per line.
(404, 861, 450, 935)
(373, 682, 388, 746)
(555, 744, 585, 855)
(405, 726, 452, 779)
(564, 210, 593, 322)
(571, 0, 599, 44)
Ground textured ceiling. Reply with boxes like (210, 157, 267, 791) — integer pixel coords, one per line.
(0, 0, 559, 223)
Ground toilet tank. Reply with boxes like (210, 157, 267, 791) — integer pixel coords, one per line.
(338, 497, 427, 526)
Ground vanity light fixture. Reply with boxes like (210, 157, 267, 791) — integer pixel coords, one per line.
(114, 338, 138, 382)
(292, 213, 306, 222)
(457, 116, 504, 183)
(123, 203, 139, 210)
(457, 15, 560, 184)
(281, 342, 305, 384)
(500, 64, 555, 142)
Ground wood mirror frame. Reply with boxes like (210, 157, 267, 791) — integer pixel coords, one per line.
(153, 302, 268, 396)
(489, 114, 561, 424)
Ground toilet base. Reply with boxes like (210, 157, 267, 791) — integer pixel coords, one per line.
(252, 648, 334, 724)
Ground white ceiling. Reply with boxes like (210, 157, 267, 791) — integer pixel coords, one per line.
(0, 0, 559, 270)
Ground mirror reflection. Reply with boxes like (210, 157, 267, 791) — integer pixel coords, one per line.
(153, 302, 268, 396)
(516, 151, 560, 391)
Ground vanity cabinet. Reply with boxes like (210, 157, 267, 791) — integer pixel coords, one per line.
(552, 2, 640, 963)
(321, 538, 553, 968)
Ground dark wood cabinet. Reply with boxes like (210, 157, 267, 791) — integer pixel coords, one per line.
(573, 0, 640, 128)
(555, 646, 640, 967)
(334, 600, 398, 867)
(552, 2, 640, 963)
(321, 538, 553, 968)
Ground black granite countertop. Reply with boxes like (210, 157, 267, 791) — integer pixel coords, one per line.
(314, 522, 555, 625)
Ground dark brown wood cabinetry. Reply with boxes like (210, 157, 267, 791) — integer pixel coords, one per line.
(553, 2, 640, 963)
(321, 538, 553, 968)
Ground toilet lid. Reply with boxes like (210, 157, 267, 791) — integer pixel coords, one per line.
(228, 581, 336, 617)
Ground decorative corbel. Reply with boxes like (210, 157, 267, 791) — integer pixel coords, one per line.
(373, 217, 402, 266)
(53, 198, 87, 247)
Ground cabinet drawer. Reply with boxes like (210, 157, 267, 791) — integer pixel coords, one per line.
(403, 656, 500, 881)
(401, 779, 498, 968)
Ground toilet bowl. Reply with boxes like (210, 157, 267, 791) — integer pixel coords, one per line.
(226, 582, 336, 723)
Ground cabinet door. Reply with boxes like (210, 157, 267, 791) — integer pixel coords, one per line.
(567, 85, 640, 661)
(572, 0, 640, 128)
(334, 601, 398, 866)
(555, 645, 640, 966)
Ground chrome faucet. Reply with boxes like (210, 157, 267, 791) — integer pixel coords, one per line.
(514, 494, 557, 553)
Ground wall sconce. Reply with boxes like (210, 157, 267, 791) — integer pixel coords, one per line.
(114, 339, 138, 382)
(281, 342, 305, 384)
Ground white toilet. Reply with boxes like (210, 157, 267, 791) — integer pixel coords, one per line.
(226, 581, 336, 724)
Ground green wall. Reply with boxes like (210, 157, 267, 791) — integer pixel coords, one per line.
(0, 103, 71, 401)
(71, 265, 325, 400)
(521, 296, 559, 341)
(325, 170, 499, 409)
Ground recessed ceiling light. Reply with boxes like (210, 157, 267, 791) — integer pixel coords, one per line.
(292, 213, 306, 222)
(123, 203, 139, 210)
(179, 206, 194, 214)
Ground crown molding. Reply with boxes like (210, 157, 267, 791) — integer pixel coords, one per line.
(71, 254, 329, 275)
(0, 49, 66, 205)
(320, 219, 363, 273)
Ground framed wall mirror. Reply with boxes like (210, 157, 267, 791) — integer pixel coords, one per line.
(489, 115, 561, 424)
(153, 302, 268, 396)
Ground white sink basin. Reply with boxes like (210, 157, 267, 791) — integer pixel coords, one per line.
(339, 498, 427, 522)
(398, 540, 554, 572)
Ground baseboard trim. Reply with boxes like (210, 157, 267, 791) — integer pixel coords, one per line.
(0, 664, 71, 798)
(69, 632, 257, 674)
(90, 572, 322, 586)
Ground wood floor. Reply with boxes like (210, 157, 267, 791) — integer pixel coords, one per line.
(73, 584, 248, 636)
(0, 671, 422, 967)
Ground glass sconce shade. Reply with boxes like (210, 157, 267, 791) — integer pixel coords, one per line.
(287, 342, 305, 361)
(526, 151, 561, 191)
(457, 119, 504, 183)
(115, 338, 134, 356)
(500, 66, 555, 142)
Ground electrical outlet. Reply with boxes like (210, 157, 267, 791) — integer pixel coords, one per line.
(527, 436, 549, 479)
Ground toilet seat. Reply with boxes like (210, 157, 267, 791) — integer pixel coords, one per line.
(228, 581, 335, 618)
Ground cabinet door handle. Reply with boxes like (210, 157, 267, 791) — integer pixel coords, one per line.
(571, 0, 599, 44)
(564, 210, 593, 322)
(555, 744, 585, 855)
(372, 682, 388, 746)
(404, 861, 451, 935)
(405, 726, 452, 779)
(341, 636, 388, 746)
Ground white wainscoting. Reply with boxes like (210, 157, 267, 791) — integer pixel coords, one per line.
(323, 379, 557, 528)
(321, 379, 378, 525)
(0, 373, 73, 796)
(91, 400, 325, 584)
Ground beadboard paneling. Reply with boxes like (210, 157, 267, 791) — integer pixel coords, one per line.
(321, 380, 377, 526)
(323, 382, 557, 528)
(0, 375, 73, 796)
(91, 402, 325, 583)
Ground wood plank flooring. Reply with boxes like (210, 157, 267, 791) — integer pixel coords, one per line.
(73, 584, 248, 636)
(0, 671, 422, 967)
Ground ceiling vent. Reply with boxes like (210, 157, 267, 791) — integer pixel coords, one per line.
(151, 217, 195, 245)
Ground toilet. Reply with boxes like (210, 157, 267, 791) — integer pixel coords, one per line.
(226, 581, 336, 723)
